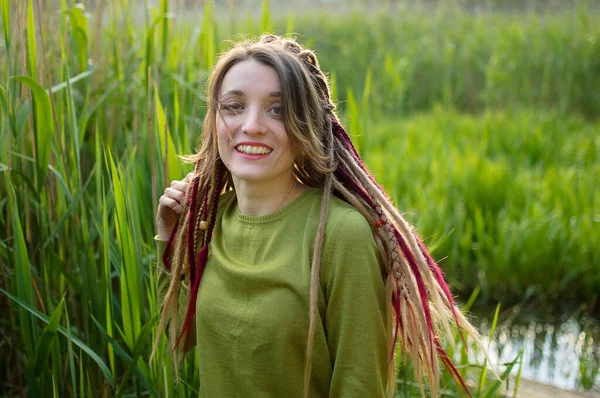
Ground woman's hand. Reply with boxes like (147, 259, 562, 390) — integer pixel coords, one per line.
(156, 173, 194, 240)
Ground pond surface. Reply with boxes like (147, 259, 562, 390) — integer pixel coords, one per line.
(473, 307, 600, 393)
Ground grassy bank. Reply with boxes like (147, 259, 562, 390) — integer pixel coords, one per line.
(358, 108, 599, 306)
(1, 0, 597, 395)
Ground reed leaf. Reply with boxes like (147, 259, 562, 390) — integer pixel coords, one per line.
(70, 4, 88, 72)
(26, 0, 37, 77)
(154, 86, 182, 183)
(12, 76, 53, 191)
(145, 16, 159, 75)
(0, 0, 9, 47)
(15, 101, 31, 138)
(63, 62, 84, 188)
(0, 85, 6, 117)
(64, 305, 78, 398)
(49, 68, 97, 94)
(99, 132, 116, 374)
(105, 148, 142, 351)
(477, 304, 501, 395)
(482, 351, 522, 398)
(512, 349, 524, 398)
(30, 297, 65, 376)
(5, 175, 37, 361)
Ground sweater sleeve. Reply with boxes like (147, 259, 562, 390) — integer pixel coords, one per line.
(321, 211, 388, 398)
(154, 236, 196, 350)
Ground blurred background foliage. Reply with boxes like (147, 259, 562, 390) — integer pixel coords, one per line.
(1, 0, 598, 396)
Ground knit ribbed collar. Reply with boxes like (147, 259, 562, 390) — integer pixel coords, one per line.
(235, 187, 320, 224)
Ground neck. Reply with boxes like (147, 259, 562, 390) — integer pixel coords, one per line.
(233, 176, 307, 217)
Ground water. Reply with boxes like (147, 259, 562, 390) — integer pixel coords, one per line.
(474, 308, 600, 393)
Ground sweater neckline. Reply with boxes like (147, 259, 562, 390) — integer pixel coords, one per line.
(235, 187, 319, 224)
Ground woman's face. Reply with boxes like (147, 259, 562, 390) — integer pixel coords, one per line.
(216, 59, 296, 188)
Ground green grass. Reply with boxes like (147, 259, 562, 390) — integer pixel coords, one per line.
(361, 107, 599, 306)
(277, 4, 600, 119)
(1, 0, 598, 396)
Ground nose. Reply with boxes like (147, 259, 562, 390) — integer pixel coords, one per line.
(241, 105, 267, 135)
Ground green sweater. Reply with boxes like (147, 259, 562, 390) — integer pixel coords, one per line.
(155, 188, 388, 397)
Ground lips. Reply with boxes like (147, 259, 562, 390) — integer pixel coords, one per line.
(235, 143, 273, 155)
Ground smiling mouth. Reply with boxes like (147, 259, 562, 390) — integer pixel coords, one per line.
(235, 145, 273, 155)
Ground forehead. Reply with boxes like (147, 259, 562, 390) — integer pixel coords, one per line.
(220, 59, 281, 96)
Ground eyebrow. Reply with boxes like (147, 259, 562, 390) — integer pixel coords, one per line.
(220, 90, 281, 98)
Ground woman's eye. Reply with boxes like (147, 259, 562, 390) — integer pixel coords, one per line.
(220, 102, 243, 113)
(270, 104, 282, 116)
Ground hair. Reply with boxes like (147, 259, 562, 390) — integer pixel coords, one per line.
(151, 34, 481, 398)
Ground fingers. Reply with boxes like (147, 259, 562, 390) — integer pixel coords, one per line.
(158, 174, 194, 213)
(169, 173, 194, 196)
(156, 174, 195, 236)
(165, 186, 187, 204)
(169, 179, 189, 194)
(159, 195, 185, 215)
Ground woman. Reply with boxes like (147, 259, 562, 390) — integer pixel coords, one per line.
(152, 35, 479, 397)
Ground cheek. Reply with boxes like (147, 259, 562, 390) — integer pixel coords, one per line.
(215, 118, 224, 137)
(215, 122, 229, 162)
(215, 120, 230, 144)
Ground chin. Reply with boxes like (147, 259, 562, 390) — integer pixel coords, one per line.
(229, 169, 271, 183)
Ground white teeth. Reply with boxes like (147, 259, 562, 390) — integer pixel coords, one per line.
(236, 145, 272, 155)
